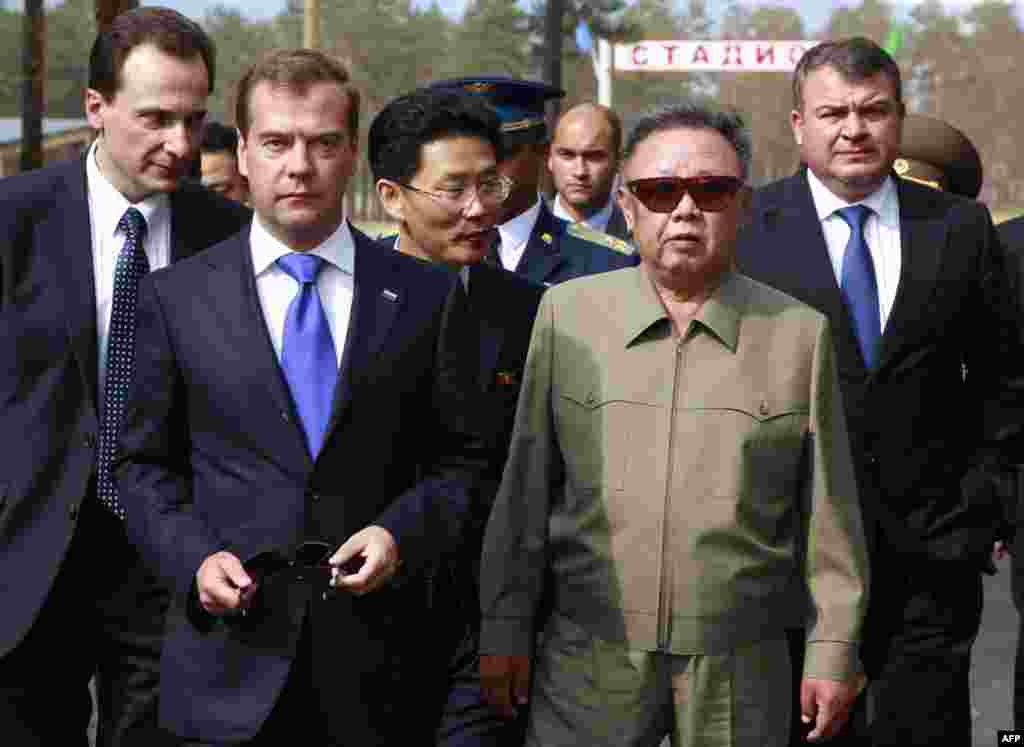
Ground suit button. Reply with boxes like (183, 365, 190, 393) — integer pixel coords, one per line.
(310, 492, 321, 503)
(68, 504, 78, 520)
(83, 433, 96, 449)
(281, 410, 291, 423)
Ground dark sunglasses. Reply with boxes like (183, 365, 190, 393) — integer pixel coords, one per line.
(626, 175, 744, 213)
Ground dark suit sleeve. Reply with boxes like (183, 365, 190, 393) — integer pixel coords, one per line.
(114, 276, 224, 600)
(372, 277, 492, 574)
(962, 206, 1024, 545)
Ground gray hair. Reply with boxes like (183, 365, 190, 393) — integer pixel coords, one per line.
(622, 101, 752, 181)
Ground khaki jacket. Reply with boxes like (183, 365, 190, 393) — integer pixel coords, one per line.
(479, 266, 869, 681)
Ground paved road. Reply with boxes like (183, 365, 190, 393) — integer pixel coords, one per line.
(84, 558, 1019, 746)
(973, 555, 1017, 745)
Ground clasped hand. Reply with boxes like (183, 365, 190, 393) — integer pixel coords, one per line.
(195, 525, 400, 615)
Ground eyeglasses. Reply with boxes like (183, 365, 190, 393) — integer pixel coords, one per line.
(397, 174, 514, 211)
(626, 175, 744, 213)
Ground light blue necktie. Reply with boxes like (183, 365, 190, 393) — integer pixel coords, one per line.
(277, 253, 338, 458)
(96, 207, 149, 519)
(837, 204, 881, 370)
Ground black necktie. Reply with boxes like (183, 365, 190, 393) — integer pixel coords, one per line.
(96, 207, 150, 519)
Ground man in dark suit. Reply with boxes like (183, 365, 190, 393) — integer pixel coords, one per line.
(368, 87, 544, 747)
(735, 37, 1024, 746)
(0, 8, 249, 746)
(115, 49, 489, 746)
(997, 212, 1024, 729)
(430, 77, 637, 285)
(548, 102, 632, 242)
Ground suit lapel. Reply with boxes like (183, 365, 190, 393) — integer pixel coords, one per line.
(323, 227, 401, 439)
(209, 232, 311, 466)
(51, 162, 100, 409)
(767, 173, 869, 375)
(515, 203, 565, 283)
(469, 264, 506, 390)
(876, 180, 945, 371)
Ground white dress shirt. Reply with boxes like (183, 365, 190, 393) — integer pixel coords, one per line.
(497, 199, 543, 272)
(249, 216, 355, 365)
(806, 170, 902, 331)
(552, 193, 615, 232)
(86, 141, 172, 401)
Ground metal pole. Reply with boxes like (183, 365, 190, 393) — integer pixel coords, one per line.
(304, 0, 320, 50)
(594, 37, 613, 108)
(543, 0, 564, 123)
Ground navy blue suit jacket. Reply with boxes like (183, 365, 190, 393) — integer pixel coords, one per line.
(115, 224, 490, 743)
(514, 202, 637, 285)
(0, 158, 249, 657)
(736, 169, 1024, 570)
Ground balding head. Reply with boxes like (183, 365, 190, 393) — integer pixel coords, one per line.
(548, 103, 622, 221)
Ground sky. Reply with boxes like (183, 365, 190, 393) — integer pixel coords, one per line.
(151, 0, 1022, 30)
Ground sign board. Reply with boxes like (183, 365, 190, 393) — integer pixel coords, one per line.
(614, 40, 818, 72)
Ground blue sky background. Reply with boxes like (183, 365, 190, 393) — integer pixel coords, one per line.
(149, 0, 1021, 31)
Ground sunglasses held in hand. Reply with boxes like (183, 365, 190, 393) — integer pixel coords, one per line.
(242, 541, 365, 587)
(626, 175, 744, 213)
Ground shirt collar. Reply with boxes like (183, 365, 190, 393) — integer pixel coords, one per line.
(551, 193, 615, 231)
(806, 168, 898, 227)
(249, 213, 356, 277)
(86, 140, 170, 240)
(498, 198, 542, 248)
(622, 265, 743, 352)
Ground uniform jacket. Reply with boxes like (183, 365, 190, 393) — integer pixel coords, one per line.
(736, 169, 1024, 568)
(0, 157, 249, 656)
(513, 201, 637, 285)
(115, 224, 490, 743)
(480, 266, 869, 681)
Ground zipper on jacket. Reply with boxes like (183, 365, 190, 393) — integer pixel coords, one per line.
(657, 337, 686, 650)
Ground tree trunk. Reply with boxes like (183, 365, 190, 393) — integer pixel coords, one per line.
(543, 0, 563, 125)
(95, 0, 139, 32)
(20, 0, 45, 173)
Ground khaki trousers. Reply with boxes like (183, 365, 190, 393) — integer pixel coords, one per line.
(526, 614, 791, 747)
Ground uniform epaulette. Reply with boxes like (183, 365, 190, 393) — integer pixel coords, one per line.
(565, 222, 635, 255)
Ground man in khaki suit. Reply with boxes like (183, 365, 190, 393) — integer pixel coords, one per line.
(478, 102, 870, 747)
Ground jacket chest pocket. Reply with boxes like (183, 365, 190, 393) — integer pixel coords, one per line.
(681, 394, 810, 503)
(555, 388, 662, 493)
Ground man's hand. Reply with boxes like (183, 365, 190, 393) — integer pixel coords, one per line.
(800, 674, 864, 742)
(196, 551, 255, 616)
(329, 525, 400, 595)
(480, 654, 530, 719)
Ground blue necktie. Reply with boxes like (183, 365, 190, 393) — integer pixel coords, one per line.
(277, 253, 338, 458)
(837, 205, 881, 370)
(96, 207, 149, 519)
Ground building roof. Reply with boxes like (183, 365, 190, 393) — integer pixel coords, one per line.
(0, 118, 90, 145)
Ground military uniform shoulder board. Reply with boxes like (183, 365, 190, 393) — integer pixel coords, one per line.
(565, 222, 634, 255)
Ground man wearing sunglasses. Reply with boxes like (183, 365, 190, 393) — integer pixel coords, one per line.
(736, 38, 1024, 746)
(478, 101, 869, 746)
(368, 87, 546, 747)
(429, 77, 637, 286)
